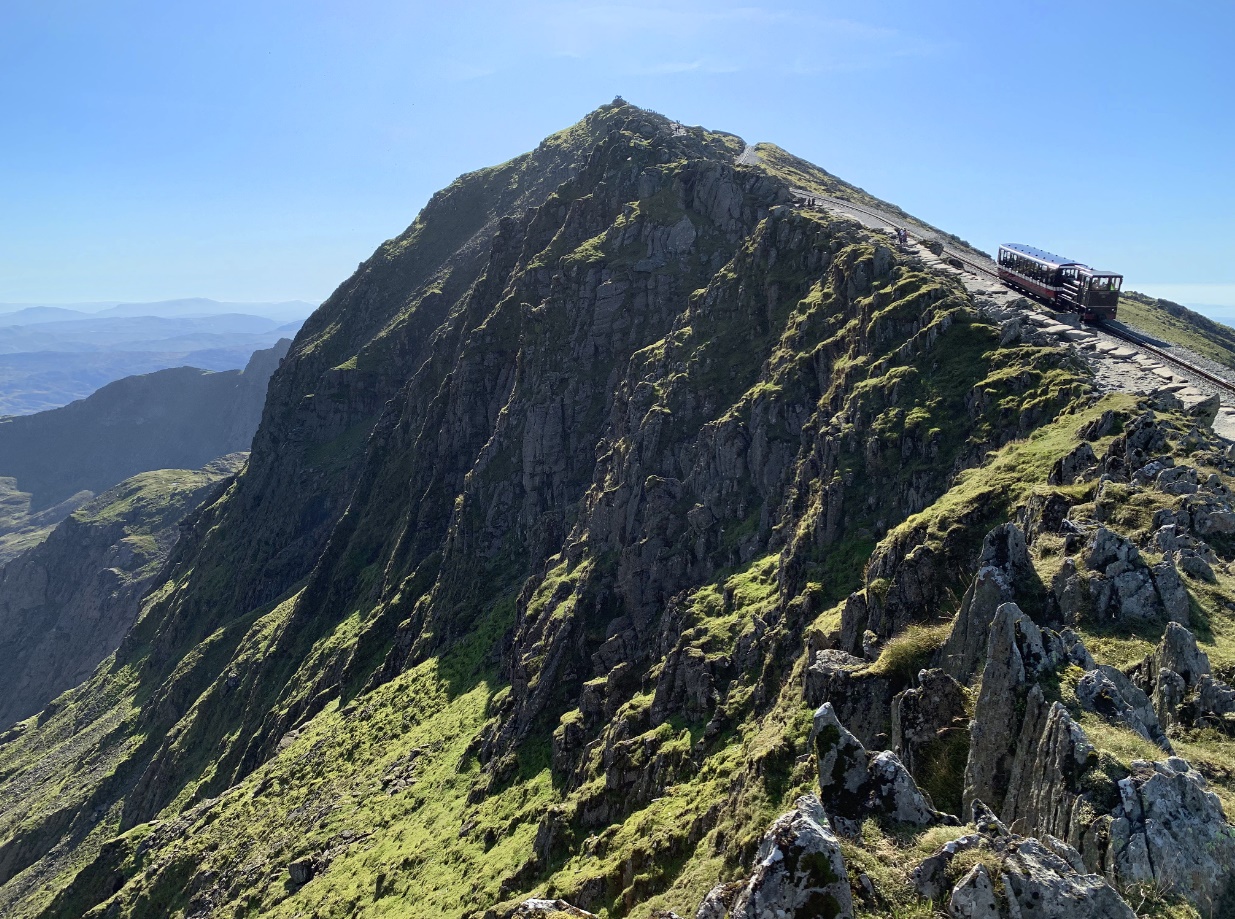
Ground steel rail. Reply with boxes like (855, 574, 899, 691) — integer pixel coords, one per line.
(792, 190, 1235, 398)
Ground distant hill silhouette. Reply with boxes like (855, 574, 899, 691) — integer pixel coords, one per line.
(0, 339, 291, 514)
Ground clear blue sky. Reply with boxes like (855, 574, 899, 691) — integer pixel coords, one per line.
(2, 1, 1232, 313)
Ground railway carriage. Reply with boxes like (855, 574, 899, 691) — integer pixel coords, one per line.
(997, 243, 1122, 322)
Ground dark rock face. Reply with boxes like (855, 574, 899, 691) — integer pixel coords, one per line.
(890, 668, 968, 781)
(813, 703, 950, 828)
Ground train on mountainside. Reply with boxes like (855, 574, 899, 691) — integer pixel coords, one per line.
(997, 243, 1123, 322)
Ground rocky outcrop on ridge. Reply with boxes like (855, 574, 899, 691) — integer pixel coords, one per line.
(812, 702, 951, 830)
(699, 795, 853, 919)
(914, 805, 1135, 919)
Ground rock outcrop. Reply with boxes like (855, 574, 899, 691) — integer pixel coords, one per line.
(963, 602, 1093, 818)
(890, 668, 969, 780)
(1106, 758, 1235, 912)
(813, 703, 950, 829)
(1076, 665, 1171, 751)
(916, 806, 1135, 919)
(701, 795, 852, 919)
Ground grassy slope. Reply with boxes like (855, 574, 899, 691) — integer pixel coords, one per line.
(1117, 290, 1235, 369)
(3, 106, 1233, 919)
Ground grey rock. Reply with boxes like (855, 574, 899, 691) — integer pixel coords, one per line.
(891, 668, 969, 779)
(940, 524, 1032, 681)
(912, 833, 983, 900)
(1150, 561, 1191, 623)
(1109, 758, 1235, 911)
(1196, 675, 1235, 718)
(1049, 441, 1097, 485)
(1154, 622, 1211, 690)
(948, 864, 999, 918)
(1077, 665, 1172, 751)
(1051, 558, 1086, 623)
(814, 703, 950, 826)
(964, 603, 1098, 821)
(1000, 837, 1135, 919)
(804, 650, 894, 750)
(511, 899, 599, 919)
(1155, 464, 1199, 495)
(1153, 669, 1187, 731)
(919, 816, 1136, 919)
(726, 794, 853, 919)
(288, 856, 314, 886)
(813, 703, 869, 818)
(942, 566, 1013, 681)
(1178, 551, 1215, 581)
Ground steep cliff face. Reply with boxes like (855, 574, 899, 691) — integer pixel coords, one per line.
(0, 455, 245, 730)
(0, 339, 290, 561)
(1, 102, 1233, 919)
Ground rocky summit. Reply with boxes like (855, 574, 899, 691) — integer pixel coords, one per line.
(1, 101, 1234, 919)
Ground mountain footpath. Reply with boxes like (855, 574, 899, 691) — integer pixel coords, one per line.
(0, 102, 1233, 919)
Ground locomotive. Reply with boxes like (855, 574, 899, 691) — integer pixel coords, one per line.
(997, 243, 1123, 322)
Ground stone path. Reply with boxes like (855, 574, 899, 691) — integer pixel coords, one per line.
(784, 188, 1235, 441)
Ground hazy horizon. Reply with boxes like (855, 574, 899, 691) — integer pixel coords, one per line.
(2, 1, 1230, 308)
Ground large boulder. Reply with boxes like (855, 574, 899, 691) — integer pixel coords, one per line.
(951, 836, 1135, 919)
(813, 703, 950, 829)
(1081, 527, 1188, 623)
(707, 794, 853, 919)
(916, 804, 1135, 919)
(1107, 758, 1235, 912)
(1077, 665, 1172, 751)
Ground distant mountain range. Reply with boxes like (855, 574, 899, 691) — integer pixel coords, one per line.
(0, 297, 317, 323)
(0, 298, 316, 414)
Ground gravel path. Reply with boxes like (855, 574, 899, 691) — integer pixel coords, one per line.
(790, 194, 1235, 441)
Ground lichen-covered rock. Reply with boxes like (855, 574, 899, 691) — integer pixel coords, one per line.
(963, 602, 1090, 816)
(941, 567, 1013, 682)
(722, 794, 853, 919)
(508, 898, 599, 919)
(948, 863, 1000, 918)
(1077, 527, 1190, 623)
(997, 837, 1135, 919)
(1107, 758, 1235, 911)
(1077, 665, 1172, 751)
(919, 807, 1136, 919)
(803, 650, 894, 750)
(813, 703, 950, 827)
(891, 668, 969, 779)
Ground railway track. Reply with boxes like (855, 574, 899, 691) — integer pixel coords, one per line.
(1098, 323, 1235, 399)
(792, 190, 1235, 400)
